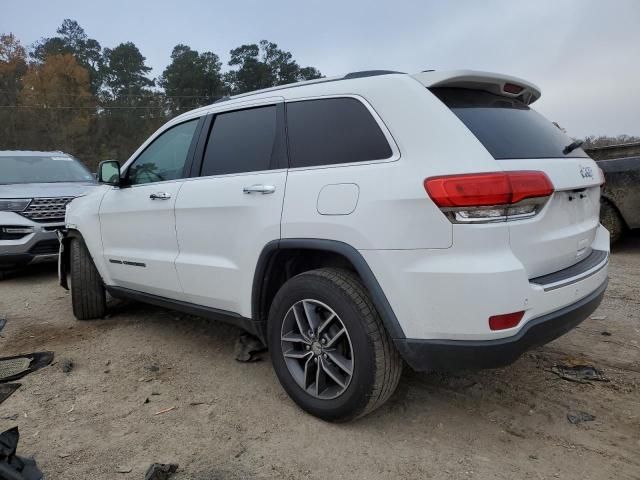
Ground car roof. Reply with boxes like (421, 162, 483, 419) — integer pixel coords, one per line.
(171, 69, 542, 124)
(0, 150, 71, 157)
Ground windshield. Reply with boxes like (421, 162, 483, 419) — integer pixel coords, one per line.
(0, 155, 95, 184)
(431, 87, 588, 160)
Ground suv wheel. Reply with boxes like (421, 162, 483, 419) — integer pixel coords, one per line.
(600, 199, 625, 244)
(268, 268, 402, 421)
(70, 238, 106, 320)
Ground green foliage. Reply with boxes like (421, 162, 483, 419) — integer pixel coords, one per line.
(32, 19, 103, 93)
(0, 20, 323, 168)
(159, 44, 226, 114)
(226, 40, 322, 94)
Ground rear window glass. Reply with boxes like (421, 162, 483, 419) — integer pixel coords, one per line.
(431, 88, 588, 159)
(286, 98, 392, 168)
(201, 106, 278, 176)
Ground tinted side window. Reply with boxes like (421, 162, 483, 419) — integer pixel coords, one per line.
(127, 119, 198, 185)
(201, 105, 279, 176)
(286, 98, 392, 168)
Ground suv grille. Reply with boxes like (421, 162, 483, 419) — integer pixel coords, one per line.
(19, 197, 74, 223)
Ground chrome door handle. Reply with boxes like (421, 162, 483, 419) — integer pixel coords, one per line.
(149, 192, 171, 200)
(243, 184, 276, 194)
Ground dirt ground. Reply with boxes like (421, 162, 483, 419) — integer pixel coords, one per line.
(1, 236, 639, 480)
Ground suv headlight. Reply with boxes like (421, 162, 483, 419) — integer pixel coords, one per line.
(0, 199, 32, 212)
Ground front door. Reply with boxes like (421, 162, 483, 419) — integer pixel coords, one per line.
(100, 118, 200, 299)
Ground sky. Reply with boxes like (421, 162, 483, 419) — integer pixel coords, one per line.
(2, 0, 639, 138)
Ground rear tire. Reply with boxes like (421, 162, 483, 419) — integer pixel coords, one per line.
(268, 268, 402, 422)
(70, 238, 106, 320)
(600, 199, 624, 244)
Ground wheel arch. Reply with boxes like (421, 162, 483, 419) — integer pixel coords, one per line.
(252, 239, 406, 341)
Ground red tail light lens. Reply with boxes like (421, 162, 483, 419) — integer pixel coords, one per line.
(424, 171, 553, 208)
(489, 311, 524, 331)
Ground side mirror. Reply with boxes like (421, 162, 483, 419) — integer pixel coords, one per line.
(97, 160, 121, 186)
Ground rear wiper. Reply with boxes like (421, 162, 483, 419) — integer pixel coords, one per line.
(563, 139, 584, 155)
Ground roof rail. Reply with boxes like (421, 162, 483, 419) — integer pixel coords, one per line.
(343, 70, 405, 79)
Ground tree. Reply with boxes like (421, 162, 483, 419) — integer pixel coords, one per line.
(0, 33, 28, 148)
(31, 19, 103, 93)
(17, 54, 94, 157)
(101, 42, 154, 99)
(98, 42, 163, 164)
(159, 44, 226, 113)
(226, 40, 322, 94)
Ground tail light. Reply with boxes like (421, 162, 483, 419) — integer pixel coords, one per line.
(424, 171, 553, 224)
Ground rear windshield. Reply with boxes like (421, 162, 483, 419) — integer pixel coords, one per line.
(0, 155, 95, 184)
(431, 88, 588, 159)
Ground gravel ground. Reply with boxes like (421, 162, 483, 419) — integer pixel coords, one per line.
(0, 234, 639, 479)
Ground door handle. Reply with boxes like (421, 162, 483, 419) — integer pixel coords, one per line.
(243, 184, 276, 194)
(149, 192, 171, 200)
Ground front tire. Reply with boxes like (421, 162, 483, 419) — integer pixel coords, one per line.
(70, 238, 106, 320)
(268, 268, 402, 422)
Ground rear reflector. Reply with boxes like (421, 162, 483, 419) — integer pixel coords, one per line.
(489, 311, 524, 331)
(424, 171, 553, 208)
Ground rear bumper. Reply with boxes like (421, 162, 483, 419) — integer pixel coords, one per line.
(395, 279, 607, 371)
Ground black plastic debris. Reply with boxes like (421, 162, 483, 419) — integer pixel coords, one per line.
(234, 333, 266, 362)
(0, 427, 43, 480)
(144, 463, 178, 480)
(0, 353, 54, 383)
(550, 363, 608, 384)
(0, 315, 6, 333)
(0, 384, 20, 406)
(567, 411, 596, 424)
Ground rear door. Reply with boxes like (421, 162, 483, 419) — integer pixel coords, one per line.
(174, 100, 287, 317)
(432, 88, 602, 278)
(99, 118, 201, 298)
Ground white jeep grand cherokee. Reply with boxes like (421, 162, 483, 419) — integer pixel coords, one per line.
(59, 70, 609, 421)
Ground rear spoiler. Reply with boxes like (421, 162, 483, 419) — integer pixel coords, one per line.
(412, 70, 541, 105)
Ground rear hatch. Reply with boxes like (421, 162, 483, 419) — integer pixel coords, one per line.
(430, 86, 601, 279)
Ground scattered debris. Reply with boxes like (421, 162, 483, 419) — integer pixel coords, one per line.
(0, 384, 20, 406)
(58, 452, 71, 459)
(65, 405, 75, 414)
(145, 364, 160, 373)
(116, 465, 133, 473)
(601, 331, 612, 336)
(0, 427, 44, 480)
(567, 411, 596, 424)
(144, 463, 178, 480)
(234, 333, 266, 362)
(1, 414, 18, 421)
(0, 314, 6, 333)
(144, 398, 150, 404)
(105, 360, 111, 367)
(61, 359, 74, 374)
(0, 352, 54, 383)
(590, 315, 607, 320)
(153, 406, 176, 415)
(550, 362, 608, 384)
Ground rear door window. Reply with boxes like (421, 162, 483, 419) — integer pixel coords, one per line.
(200, 105, 282, 176)
(286, 98, 392, 168)
(431, 87, 588, 159)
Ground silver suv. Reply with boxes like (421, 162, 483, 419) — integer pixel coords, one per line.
(0, 151, 96, 277)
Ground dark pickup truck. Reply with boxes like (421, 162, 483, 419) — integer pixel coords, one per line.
(598, 156, 640, 243)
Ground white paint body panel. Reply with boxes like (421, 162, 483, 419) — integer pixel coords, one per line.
(174, 170, 287, 317)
